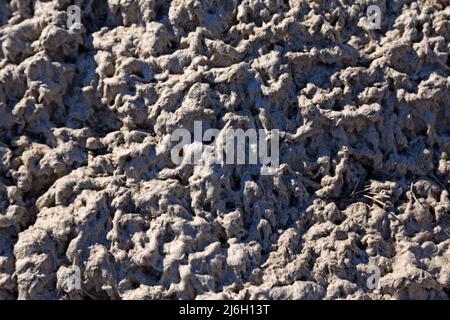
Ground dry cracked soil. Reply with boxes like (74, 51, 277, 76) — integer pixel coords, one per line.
(0, 0, 450, 300)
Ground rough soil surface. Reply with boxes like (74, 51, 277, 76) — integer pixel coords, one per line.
(0, 0, 449, 300)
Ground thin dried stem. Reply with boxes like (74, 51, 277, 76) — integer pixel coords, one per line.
(410, 183, 426, 210)
(363, 194, 387, 208)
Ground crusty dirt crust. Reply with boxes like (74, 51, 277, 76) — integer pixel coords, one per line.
(0, 0, 449, 300)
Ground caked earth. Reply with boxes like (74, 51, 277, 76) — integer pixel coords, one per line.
(0, 0, 449, 300)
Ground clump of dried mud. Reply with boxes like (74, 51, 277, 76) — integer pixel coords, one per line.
(0, 0, 449, 300)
